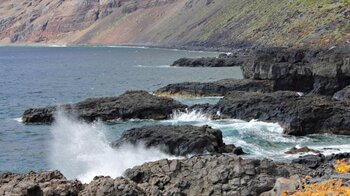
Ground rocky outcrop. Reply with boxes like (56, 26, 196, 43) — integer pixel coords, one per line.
(80, 176, 145, 196)
(293, 153, 350, 169)
(0, 170, 83, 195)
(124, 155, 311, 195)
(112, 125, 243, 156)
(333, 85, 350, 101)
(170, 55, 245, 67)
(22, 91, 186, 123)
(155, 79, 275, 97)
(209, 91, 350, 136)
(292, 153, 350, 179)
(241, 46, 350, 95)
(310, 46, 350, 95)
(241, 48, 315, 92)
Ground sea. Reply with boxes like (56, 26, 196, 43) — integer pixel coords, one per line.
(1, 46, 350, 183)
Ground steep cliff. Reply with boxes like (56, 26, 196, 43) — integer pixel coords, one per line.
(1, 0, 349, 48)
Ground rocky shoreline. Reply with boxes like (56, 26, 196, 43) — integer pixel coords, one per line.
(6, 45, 350, 195)
(2, 153, 350, 195)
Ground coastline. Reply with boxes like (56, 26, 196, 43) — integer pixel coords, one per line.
(2, 43, 350, 195)
(0, 42, 229, 53)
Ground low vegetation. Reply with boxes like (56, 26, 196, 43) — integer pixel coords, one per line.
(285, 159, 350, 195)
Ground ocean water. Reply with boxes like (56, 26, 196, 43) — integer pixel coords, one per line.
(1, 46, 350, 183)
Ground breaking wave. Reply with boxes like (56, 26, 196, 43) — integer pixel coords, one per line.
(165, 110, 350, 160)
(49, 112, 174, 183)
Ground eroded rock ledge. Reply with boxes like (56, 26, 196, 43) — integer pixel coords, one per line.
(22, 91, 186, 123)
(208, 91, 350, 136)
(170, 54, 245, 67)
(155, 79, 275, 97)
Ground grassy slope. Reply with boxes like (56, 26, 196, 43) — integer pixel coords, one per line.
(1, 0, 349, 48)
(77, 0, 350, 48)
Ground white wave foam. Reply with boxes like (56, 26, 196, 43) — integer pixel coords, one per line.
(135, 64, 171, 68)
(13, 117, 22, 123)
(168, 110, 211, 123)
(106, 45, 148, 49)
(49, 112, 174, 183)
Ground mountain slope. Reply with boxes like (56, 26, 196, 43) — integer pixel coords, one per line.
(1, 0, 349, 48)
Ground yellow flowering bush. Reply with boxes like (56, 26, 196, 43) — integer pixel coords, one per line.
(284, 159, 350, 195)
(336, 159, 350, 174)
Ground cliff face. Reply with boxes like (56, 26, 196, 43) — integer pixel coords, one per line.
(1, 0, 350, 48)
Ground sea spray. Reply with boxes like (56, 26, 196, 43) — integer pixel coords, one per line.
(169, 109, 211, 123)
(49, 112, 174, 183)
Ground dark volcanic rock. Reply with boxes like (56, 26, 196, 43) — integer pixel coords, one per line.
(112, 125, 243, 156)
(292, 154, 325, 169)
(22, 91, 187, 124)
(0, 170, 83, 196)
(211, 91, 350, 136)
(333, 85, 350, 101)
(292, 153, 350, 178)
(171, 56, 244, 67)
(241, 46, 350, 95)
(155, 79, 275, 97)
(80, 176, 145, 196)
(0, 155, 314, 196)
(124, 155, 311, 195)
(310, 46, 350, 95)
(286, 146, 320, 154)
(241, 48, 314, 92)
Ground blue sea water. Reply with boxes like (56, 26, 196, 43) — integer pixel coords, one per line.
(1, 46, 350, 183)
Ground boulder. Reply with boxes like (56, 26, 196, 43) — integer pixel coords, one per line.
(171, 56, 244, 67)
(22, 91, 187, 123)
(292, 154, 325, 169)
(112, 125, 243, 156)
(210, 91, 350, 136)
(0, 170, 83, 196)
(124, 155, 311, 195)
(155, 79, 275, 97)
(333, 85, 350, 101)
(261, 175, 302, 196)
(285, 146, 320, 154)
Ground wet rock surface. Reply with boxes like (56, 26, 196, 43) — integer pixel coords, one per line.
(0, 170, 83, 196)
(155, 79, 275, 97)
(171, 55, 245, 67)
(22, 91, 186, 123)
(210, 91, 350, 136)
(112, 125, 243, 156)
